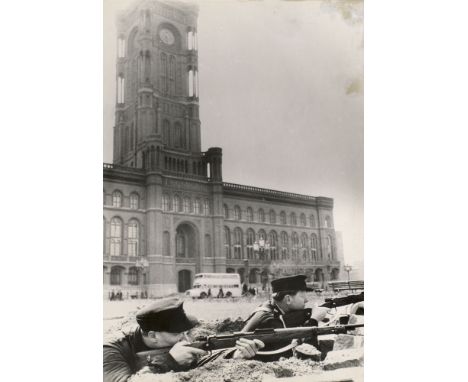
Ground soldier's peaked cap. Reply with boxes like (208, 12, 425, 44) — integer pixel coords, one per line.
(271, 275, 313, 293)
(136, 297, 199, 333)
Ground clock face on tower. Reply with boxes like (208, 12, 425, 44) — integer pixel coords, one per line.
(159, 29, 175, 45)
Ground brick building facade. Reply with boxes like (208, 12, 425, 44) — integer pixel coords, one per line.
(103, 0, 340, 298)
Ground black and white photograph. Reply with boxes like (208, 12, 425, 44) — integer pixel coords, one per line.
(5, 0, 468, 381)
(103, 0, 363, 381)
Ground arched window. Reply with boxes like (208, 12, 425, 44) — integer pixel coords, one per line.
(205, 234, 212, 257)
(194, 198, 201, 214)
(118, 36, 126, 58)
(173, 195, 182, 212)
(300, 233, 309, 261)
(128, 220, 139, 256)
(181, 125, 186, 149)
(290, 213, 297, 226)
(163, 231, 170, 256)
(203, 199, 210, 215)
(326, 235, 334, 260)
(309, 214, 316, 228)
(176, 233, 185, 257)
(169, 56, 176, 95)
(187, 30, 193, 50)
(183, 197, 192, 213)
(291, 232, 299, 260)
(160, 53, 168, 94)
(234, 205, 241, 220)
(130, 193, 139, 209)
(257, 229, 267, 260)
(110, 266, 123, 285)
(325, 216, 333, 228)
(246, 207, 253, 222)
(269, 210, 276, 224)
(300, 213, 307, 226)
(269, 231, 278, 260)
(110, 217, 122, 256)
(310, 233, 318, 261)
(117, 74, 125, 103)
(163, 120, 170, 146)
(280, 232, 289, 260)
(144, 50, 151, 82)
(162, 194, 171, 211)
(280, 211, 287, 225)
(127, 27, 138, 57)
(233, 228, 243, 259)
(112, 191, 122, 207)
(223, 204, 229, 219)
(174, 123, 181, 148)
(188, 69, 194, 97)
(246, 229, 255, 259)
(224, 227, 231, 259)
(258, 208, 265, 223)
(128, 267, 139, 285)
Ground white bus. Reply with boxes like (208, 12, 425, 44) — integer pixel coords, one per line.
(185, 273, 242, 298)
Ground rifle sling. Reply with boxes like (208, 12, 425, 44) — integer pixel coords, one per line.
(256, 343, 296, 356)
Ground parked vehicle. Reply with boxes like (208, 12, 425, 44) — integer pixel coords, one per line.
(185, 273, 242, 298)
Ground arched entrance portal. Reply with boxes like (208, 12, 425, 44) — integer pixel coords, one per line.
(330, 268, 340, 281)
(178, 270, 192, 292)
(175, 223, 199, 259)
(249, 268, 260, 284)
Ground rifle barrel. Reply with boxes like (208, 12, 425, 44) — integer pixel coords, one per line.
(188, 324, 364, 351)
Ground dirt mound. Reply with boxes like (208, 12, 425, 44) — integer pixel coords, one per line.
(131, 356, 322, 382)
(213, 317, 245, 333)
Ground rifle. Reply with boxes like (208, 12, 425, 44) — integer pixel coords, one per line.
(136, 323, 364, 362)
(282, 292, 364, 327)
(321, 291, 364, 309)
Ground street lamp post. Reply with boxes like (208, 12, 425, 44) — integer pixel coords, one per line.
(344, 264, 352, 290)
(253, 236, 270, 290)
(135, 257, 149, 297)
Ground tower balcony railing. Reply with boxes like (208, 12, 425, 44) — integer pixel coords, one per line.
(162, 169, 208, 181)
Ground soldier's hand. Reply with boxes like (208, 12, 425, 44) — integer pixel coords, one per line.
(169, 340, 207, 366)
(311, 306, 330, 322)
(233, 338, 265, 359)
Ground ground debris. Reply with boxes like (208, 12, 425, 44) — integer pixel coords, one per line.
(322, 348, 364, 371)
(131, 356, 323, 382)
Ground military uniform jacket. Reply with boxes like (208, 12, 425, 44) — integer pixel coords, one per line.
(103, 327, 235, 382)
(241, 301, 319, 362)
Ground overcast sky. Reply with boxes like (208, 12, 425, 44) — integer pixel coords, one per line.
(104, 0, 363, 267)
